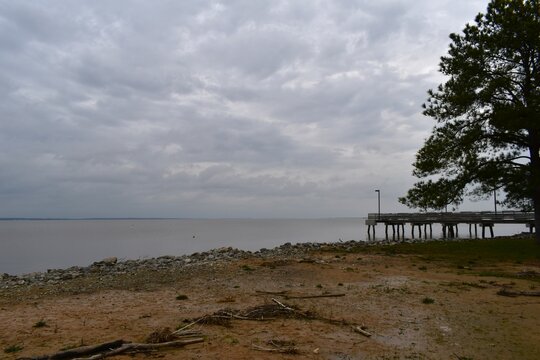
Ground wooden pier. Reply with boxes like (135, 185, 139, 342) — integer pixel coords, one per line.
(365, 211, 534, 239)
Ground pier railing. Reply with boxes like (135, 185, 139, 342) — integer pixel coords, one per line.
(365, 211, 534, 239)
(367, 211, 534, 224)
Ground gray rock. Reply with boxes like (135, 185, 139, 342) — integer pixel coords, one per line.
(93, 257, 118, 266)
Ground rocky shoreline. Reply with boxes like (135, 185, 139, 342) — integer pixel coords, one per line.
(1, 233, 531, 290)
(0, 240, 350, 289)
(3, 235, 538, 360)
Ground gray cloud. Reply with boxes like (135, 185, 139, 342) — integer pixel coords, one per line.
(0, 0, 491, 218)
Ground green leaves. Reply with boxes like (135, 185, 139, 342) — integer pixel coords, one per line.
(402, 0, 540, 212)
(399, 179, 465, 211)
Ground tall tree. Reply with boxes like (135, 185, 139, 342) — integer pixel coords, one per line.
(400, 0, 540, 242)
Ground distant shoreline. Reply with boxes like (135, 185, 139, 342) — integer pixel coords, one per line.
(0, 216, 366, 221)
(1, 232, 531, 280)
(0, 218, 369, 275)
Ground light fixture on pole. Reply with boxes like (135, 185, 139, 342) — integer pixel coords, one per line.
(494, 189, 497, 214)
(375, 189, 380, 220)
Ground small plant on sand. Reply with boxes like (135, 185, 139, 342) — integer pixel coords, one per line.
(422, 297, 435, 304)
(418, 266, 428, 271)
(240, 264, 254, 272)
(316, 284, 323, 289)
(223, 335, 239, 345)
(33, 319, 48, 328)
(4, 344, 23, 353)
(176, 294, 189, 300)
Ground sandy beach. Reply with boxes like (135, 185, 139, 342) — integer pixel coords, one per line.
(2, 237, 540, 359)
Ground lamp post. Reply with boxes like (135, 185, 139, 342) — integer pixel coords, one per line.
(375, 189, 380, 220)
(493, 189, 497, 214)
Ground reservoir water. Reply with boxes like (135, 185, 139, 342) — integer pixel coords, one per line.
(0, 218, 528, 275)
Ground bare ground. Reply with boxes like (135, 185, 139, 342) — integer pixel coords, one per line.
(1, 251, 539, 360)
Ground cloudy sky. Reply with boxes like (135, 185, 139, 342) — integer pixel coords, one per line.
(0, 0, 491, 218)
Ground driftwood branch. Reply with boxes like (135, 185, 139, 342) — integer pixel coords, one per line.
(255, 290, 289, 295)
(188, 300, 369, 340)
(18, 338, 204, 360)
(271, 298, 297, 312)
(353, 326, 372, 337)
(72, 339, 204, 360)
(284, 293, 346, 299)
(251, 344, 299, 354)
(271, 297, 309, 317)
(17, 340, 127, 360)
(221, 311, 275, 321)
(270, 298, 352, 326)
(497, 288, 540, 297)
(172, 318, 204, 334)
(257, 290, 345, 299)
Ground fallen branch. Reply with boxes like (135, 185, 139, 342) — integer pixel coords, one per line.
(284, 293, 346, 299)
(187, 310, 277, 328)
(353, 326, 372, 337)
(189, 300, 359, 332)
(271, 298, 298, 312)
(171, 330, 203, 337)
(251, 344, 299, 354)
(218, 311, 262, 321)
(272, 297, 322, 321)
(17, 340, 126, 360)
(255, 290, 289, 295)
(188, 301, 314, 327)
(72, 339, 204, 360)
(172, 318, 204, 334)
(497, 288, 540, 297)
(18, 337, 204, 360)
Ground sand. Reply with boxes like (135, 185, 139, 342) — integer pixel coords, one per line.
(1, 249, 539, 359)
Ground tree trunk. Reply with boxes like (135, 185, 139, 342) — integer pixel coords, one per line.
(529, 134, 540, 244)
(534, 189, 540, 244)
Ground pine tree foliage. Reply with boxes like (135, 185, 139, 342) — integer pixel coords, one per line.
(400, 0, 540, 222)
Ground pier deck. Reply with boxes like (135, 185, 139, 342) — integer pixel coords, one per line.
(365, 211, 534, 239)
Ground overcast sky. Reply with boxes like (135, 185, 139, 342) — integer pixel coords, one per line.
(0, 0, 492, 218)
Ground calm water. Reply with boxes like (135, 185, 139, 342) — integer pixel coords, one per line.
(0, 218, 528, 275)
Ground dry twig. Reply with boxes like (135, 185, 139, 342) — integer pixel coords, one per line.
(353, 325, 372, 337)
(251, 344, 299, 354)
(284, 293, 346, 299)
(172, 318, 204, 334)
(251, 340, 299, 355)
(255, 290, 289, 295)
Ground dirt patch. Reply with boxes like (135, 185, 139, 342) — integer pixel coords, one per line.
(2, 251, 540, 359)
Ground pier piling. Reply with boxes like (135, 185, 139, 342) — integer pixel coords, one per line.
(365, 211, 532, 240)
